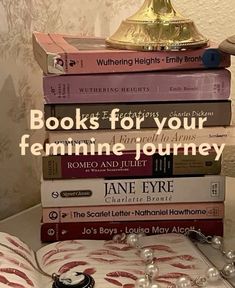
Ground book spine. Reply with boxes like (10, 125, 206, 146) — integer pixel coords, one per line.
(44, 101, 232, 130)
(43, 70, 231, 104)
(47, 126, 235, 150)
(42, 152, 221, 179)
(40, 219, 224, 242)
(42, 202, 224, 223)
(57, 48, 231, 75)
(41, 176, 225, 207)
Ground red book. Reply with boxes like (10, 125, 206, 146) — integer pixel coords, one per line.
(40, 219, 224, 242)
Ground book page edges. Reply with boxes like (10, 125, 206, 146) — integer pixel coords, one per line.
(32, 32, 65, 74)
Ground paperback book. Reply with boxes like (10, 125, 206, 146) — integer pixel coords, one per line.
(0, 232, 233, 287)
(44, 101, 232, 130)
(40, 219, 224, 242)
(41, 175, 225, 207)
(32, 32, 231, 75)
(43, 69, 231, 104)
(46, 126, 235, 154)
(42, 151, 222, 180)
(42, 202, 224, 223)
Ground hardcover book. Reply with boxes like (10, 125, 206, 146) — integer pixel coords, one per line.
(0, 232, 233, 287)
(32, 32, 231, 75)
(43, 69, 231, 104)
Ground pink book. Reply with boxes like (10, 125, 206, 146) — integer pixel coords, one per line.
(42, 203, 224, 223)
(43, 69, 231, 103)
(33, 32, 231, 75)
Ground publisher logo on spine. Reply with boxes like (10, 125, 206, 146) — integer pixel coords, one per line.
(61, 190, 92, 198)
(202, 49, 221, 68)
(52, 191, 59, 199)
(47, 229, 55, 237)
(207, 207, 220, 217)
(210, 182, 220, 197)
(49, 211, 59, 221)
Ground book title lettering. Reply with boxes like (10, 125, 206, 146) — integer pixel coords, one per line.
(96, 56, 201, 67)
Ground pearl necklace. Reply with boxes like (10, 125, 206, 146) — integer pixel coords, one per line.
(113, 232, 161, 288)
(113, 231, 235, 288)
(183, 230, 235, 287)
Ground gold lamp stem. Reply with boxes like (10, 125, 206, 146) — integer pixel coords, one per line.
(145, 0, 176, 16)
(106, 0, 208, 51)
(129, 0, 183, 23)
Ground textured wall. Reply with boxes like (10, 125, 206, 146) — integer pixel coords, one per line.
(0, 0, 234, 219)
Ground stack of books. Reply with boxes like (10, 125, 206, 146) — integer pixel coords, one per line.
(32, 32, 232, 242)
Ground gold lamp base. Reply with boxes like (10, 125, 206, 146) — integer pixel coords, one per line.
(106, 0, 209, 51)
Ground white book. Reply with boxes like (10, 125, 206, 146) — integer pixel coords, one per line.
(41, 175, 225, 207)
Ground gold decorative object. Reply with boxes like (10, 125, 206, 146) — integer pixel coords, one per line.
(106, 0, 209, 51)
